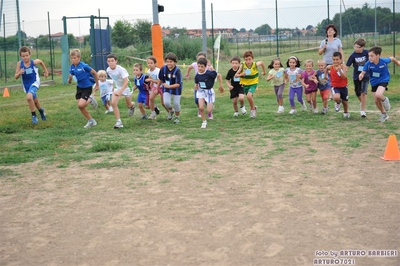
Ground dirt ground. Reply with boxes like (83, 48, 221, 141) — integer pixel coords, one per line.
(0, 139, 399, 266)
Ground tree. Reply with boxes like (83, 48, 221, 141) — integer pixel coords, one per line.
(111, 20, 134, 48)
(132, 20, 152, 45)
(169, 27, 187, 38)
(67, 34, 79, 47)
(254, 24, 272, 35)
(239, 28, 246, 33)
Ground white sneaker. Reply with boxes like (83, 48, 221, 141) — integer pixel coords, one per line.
(360, 111, 366, 118)
(321, 107, 328, 114)
(233, 112, 239, 117)
(335, 101, 341, 112)
(382, 97, 390, 111)
(128, 103, 135, 116)
(289, 109, 297, 114)
(302, 101, 307, 111)
(89, 96, 98, 109)
(201, 121, 207, 129)
(379, 113, 389, 122)
(113, 120, 123, 129)
(84, 119, 97, 128)
(343, 112, 350, 118)
(277, 106, 284, 113)
(313, 108, 318, 114)
(148, 112, 156, 120)
(250, 108, 256, 119)
(240, 106, 247, 115)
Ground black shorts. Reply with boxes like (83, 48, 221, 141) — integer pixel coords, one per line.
(230, 86, 244, 99)
(371, 82, 388, 93)
(76, 86, 93, 101)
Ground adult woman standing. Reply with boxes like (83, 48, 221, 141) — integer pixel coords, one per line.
(318, 24, 344, 65)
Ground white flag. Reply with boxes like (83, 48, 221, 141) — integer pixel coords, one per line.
(213, 34, 221, 50)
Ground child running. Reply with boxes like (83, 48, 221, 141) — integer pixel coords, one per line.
(195, 57, 218, 128)
(346, 38, 369, 118)
(266, 58, 286, 113)
(158, 52, 183, 124)
(97, 70, 114, 114)
(284, 56, 307, 114)
(235, 50, 266, 118)
(359, 46, 400, 122)
(133, 63, 150, 119)
(14, 46, 49, 124)
(325, 52, 350, 118)
(146, 56, 166, 120)
(67, 49, 99, 128)
(316, 59, 331, 114)
(106, 53, 135, 129)
(301, 59, 318, 113)
(225, 56, 246, 117)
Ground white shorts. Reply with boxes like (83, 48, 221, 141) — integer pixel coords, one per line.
(196, 88, 215, 103)
(115, 87, 132, 97)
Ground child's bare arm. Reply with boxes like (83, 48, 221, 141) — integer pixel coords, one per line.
(14, 61, 23, 79)
(390, 56, 400, 66)
(34, 59, 49, 78)
(257, 61, 266, 75)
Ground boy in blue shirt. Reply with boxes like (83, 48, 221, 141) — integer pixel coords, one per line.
(195, 57, 218, 129)
(133, 63, 150, 119)
(14, 46, 49, 124)
(359, 46, 400, 122)
(68, 49, 99, 128)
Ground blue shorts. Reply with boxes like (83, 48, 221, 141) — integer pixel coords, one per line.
(333, 86, 348, 101)
(137, 91, 147, 104)
(26, 85, 38, 99)
(101, 94, 111, 106)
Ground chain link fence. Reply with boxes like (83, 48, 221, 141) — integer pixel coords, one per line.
(0, 1, 398, 86)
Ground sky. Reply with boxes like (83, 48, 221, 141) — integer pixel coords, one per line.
(6, 0, 390, 37)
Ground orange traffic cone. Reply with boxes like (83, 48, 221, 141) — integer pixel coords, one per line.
(2, 88, 10, 97)
(381, 134, 400, 161)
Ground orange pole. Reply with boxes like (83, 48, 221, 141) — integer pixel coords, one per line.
(151, 24, 164, 68)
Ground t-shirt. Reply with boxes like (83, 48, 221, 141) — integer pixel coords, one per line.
(134, 74, 150, 93)
(158, 65, 182, 95)
(346, 50, 370, 80)
(225, 68, 242, 90)
(20, 59, 40, 91)
(363, 58, 392, 86)
(147, 67, 160, 89)
(99, 79, 113, 97)
(284, 67, 303, 88)
(320, 38, 342, 65)
(195, 70, 218, 90)
(106, 65, 130, 90)
(301, 69, 318, 91)
(268, 68, 285, 86)
(69, 61, 95, 88)
(240, 62, 259, 86)
(329, 65, 348, 88)
(316, 70, 331, 91)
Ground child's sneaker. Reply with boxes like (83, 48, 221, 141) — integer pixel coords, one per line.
(302, 101, 307, 111)
(313, 108, 318, 114)
(343, 112, 350, 118)
(289, 109, 297, 114)
(108, 106, 113, 112)
(240, 106, 247, 115)
(360, 111, 366, 118)
(141, 114, 148, 119)
(208, 113, 213, 120)
(155, 105, 160, 115)
(128, 103, 135, 116)
(382, 97, 390, 111)
(321, 107, 328, 114)
(167, 109, 175, 120)
(233, 112, 239, 117)
(335, 101, 341, 112)
(32, 115, 38, 124)
(250, 109, 256, 119)
(379, 113, 389, 122)
(113, 120, 123, 128)
(277, 106, 284, 113)
(84, 119, 97, 128)
(39, 108, 47, 121)
(89, 96, 98, 109)
(173, 117, 180, 124)
(201, 121, 207, 129)
(148, 112, 156, 120)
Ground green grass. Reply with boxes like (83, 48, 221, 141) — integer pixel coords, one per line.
(1, 47, 400, 169)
